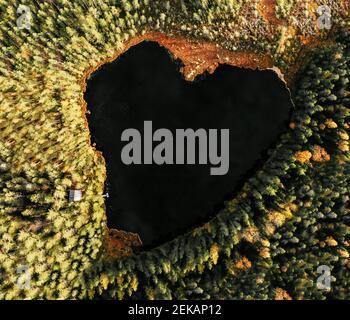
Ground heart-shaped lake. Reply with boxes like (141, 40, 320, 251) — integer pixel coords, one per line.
(85, 41, 293, 247)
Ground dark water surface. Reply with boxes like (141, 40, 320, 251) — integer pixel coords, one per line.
(85, 41, 293, 247)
